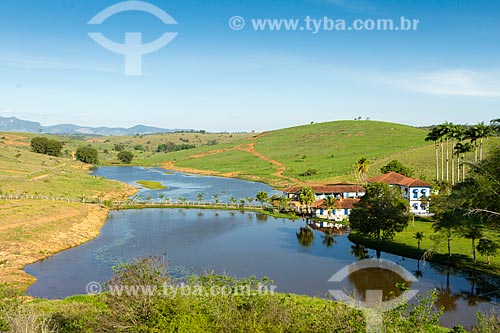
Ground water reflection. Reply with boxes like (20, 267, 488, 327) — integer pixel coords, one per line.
(350, 244, 369, 260)
(296, 227, 315, 247)
(347, 267, 409, 301)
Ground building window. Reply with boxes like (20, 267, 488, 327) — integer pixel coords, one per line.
(413, 189, 418, 199)
(413, 203, 419, 210)
(421, 189, 427, 197)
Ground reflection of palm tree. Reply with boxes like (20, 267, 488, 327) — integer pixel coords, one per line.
(322, 231, 336, 248)
(296, 227, 315, 247)
(350, 244, 369, 260)
(413, 260, 423, 279)
(435, 285, 461, 312)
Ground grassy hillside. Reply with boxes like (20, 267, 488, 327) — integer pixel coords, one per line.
(160, 121, 500, 188)
(158, 121, 433, 187)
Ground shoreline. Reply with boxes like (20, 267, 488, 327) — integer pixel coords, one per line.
(0, 180, 139, 291)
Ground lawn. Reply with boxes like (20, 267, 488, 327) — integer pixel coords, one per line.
(349, 219, 500, 276)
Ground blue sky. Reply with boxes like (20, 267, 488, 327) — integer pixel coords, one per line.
(0, 0, 499, 132)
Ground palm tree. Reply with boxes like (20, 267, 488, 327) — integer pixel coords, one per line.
(354, 157, 370, 184)
(425, 127, 441, 182)
(324, 195, 337, 217)
(435, 123, 448, 181)
(414, 232, 424, 251)
(229, 196, 237, 206)
(466, 125, 480, 162)
(474, 122, 495, 161)
(196, 192, 204, 203)
(212, 193, 220, 205)
(440, 122, 455, 182)
(454, 142, 473, 181)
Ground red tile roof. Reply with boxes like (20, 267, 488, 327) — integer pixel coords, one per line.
(367, 172, 432, 187)
(311, 198, 360, 209)
(284, 184, 365, 194)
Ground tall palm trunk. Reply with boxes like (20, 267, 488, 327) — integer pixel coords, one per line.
(462, 153, 466, 180)
(451, 140, 455, 185)
(441, 141, 444, 181)
(479, 139, 484, 161)
(435, 143, 439, 182)
(456, 154, 460, 183)
(446, 138, 449, 182)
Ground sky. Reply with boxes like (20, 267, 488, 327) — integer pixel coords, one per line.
(0, 0, 499, 132)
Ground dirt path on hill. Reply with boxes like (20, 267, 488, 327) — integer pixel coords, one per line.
(163, 142, 302, 186)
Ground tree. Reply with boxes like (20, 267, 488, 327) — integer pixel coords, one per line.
(196, 193, 204, 203)
(349, 182, 411, 258)
(414, 232, 424, 251)
(381, 160, 412, 177)
(432, 210, 462, 257)
(459, 220, 483, 262)
(324, 196, 337, 217)
(76, 147, 98, 164)
(354, 157, 370, 184)
(212, 193, 220, 205)
(491, 118, 500, 134)
(454, 142, 472, 182)
(44, 139, 63, 157)
(477, 239, 499, 265)
(31, 137, 49, 154)
(256, 191, 269, 205)
(450, 147, 500, 226)
(475, 122, 495, 161)
(114, 143, 125, 152)
(297, 187, 315, 211)
(117, 151, 134, 164)
(425, 127, 441, 182)
(30, 137, 62, 156)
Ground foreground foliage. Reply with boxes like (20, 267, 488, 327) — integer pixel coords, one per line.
(1, 257, 498, 333)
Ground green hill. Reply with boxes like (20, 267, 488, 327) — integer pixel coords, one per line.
(159, 121, 441, 187)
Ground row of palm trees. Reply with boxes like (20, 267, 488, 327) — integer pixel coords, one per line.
(425, 122, 496, 185)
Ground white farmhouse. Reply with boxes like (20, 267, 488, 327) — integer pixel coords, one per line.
(367, 172, 432, 215)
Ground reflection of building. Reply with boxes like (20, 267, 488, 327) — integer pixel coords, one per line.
(284, 184, 365, 201)
(367, 172, 432, 215)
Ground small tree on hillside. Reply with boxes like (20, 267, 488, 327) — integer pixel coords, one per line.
(76, 147, 99, 164)
(118, 151, 134, 164)
(349, 182, 411, 258)
(381, 160, 413, 177)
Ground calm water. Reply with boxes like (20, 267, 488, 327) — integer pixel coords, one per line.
(91, 166, 282, 203)
(24, 168, 500, 329)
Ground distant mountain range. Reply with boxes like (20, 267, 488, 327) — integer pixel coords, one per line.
(0, 116, 192, 136)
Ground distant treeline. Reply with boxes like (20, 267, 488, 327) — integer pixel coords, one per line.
(157, 142, 196, 153)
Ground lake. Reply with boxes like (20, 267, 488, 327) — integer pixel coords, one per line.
(24, 167, 500, 329)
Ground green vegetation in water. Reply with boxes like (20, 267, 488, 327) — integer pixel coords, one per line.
(136, 180, 167, 189)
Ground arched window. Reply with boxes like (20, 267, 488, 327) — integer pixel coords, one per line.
(413, 189, 418, 199)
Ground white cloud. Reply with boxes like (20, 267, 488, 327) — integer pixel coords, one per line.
(389, 69, 500, 97)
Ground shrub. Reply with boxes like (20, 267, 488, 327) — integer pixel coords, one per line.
(117, 151, 134, 164)
(75, 147, 98, 164)
(30, 137, 62, 156)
